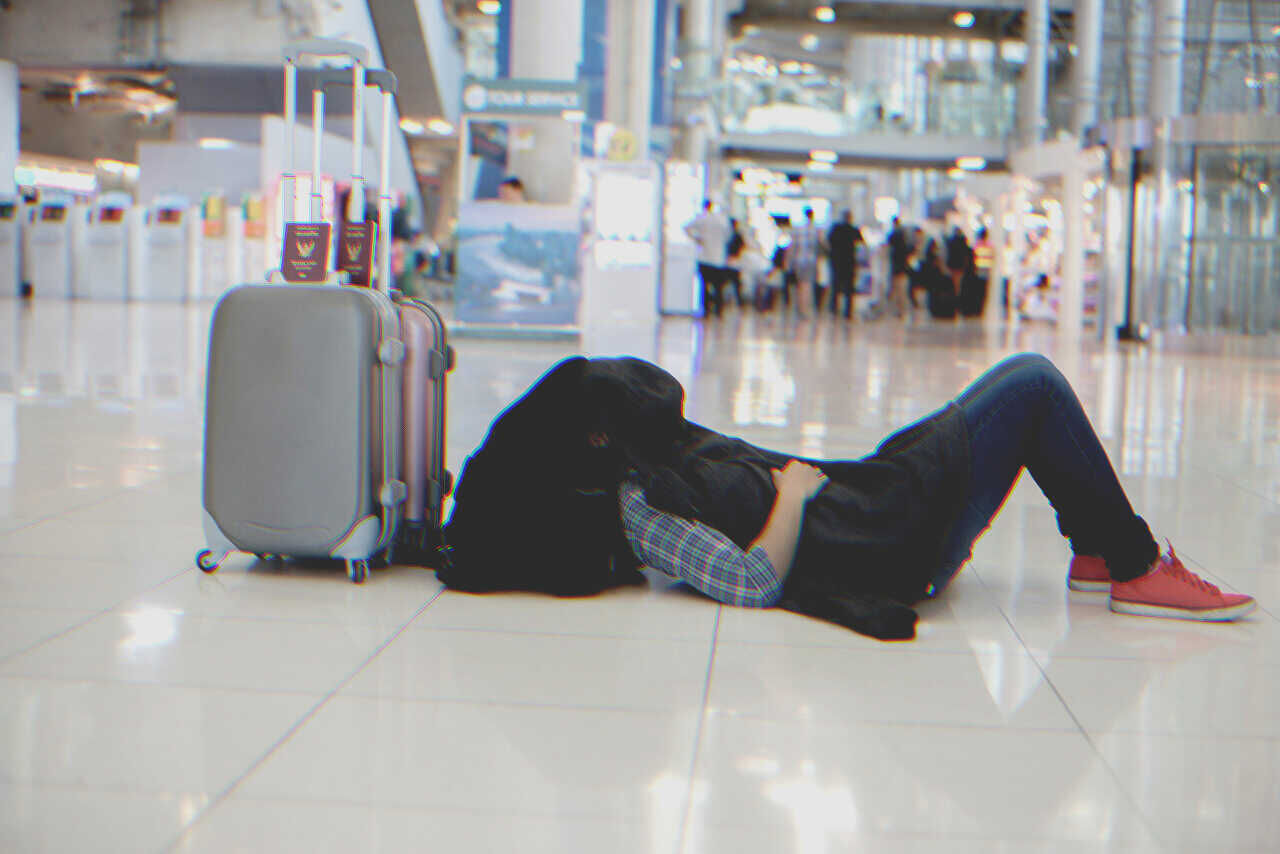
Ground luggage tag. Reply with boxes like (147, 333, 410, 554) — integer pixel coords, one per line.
(281, 221, 333, 283)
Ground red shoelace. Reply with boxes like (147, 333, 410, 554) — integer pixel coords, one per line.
(1158, 543, 1221, 595)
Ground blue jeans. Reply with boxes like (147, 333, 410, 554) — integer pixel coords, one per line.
(932, 353, 1159, 593)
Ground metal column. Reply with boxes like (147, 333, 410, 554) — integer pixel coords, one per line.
(1072, 0, 1103, 136)
(1020, 0, 1049, 145)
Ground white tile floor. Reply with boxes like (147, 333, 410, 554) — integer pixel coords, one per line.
(1, 297, 1278, 853)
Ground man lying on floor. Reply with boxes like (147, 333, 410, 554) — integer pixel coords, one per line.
(436, 355, 1254, 641)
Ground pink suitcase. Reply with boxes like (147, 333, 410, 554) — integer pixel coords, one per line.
(395, 295, 453, 562)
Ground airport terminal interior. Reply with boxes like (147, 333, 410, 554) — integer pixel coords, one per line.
(2, 0, 1280, 851)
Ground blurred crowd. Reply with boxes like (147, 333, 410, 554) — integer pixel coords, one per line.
(684, 201, 995, 323)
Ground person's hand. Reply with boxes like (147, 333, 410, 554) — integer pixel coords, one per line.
(772, 460, 828, 502)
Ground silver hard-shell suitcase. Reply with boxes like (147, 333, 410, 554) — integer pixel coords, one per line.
(196, 40, 405, 583)
(198, 285, 404, 581)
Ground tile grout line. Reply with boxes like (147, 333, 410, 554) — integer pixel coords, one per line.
(158, 586, 446, 854)
(674, 605, 721, 854)
(1187, 459, 1280, 509)
(0, 565, 195, 667)
(968, 564, 1174, 852)
(0, 465, 202, 536)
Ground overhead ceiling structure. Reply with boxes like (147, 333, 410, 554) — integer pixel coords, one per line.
(730, 0, 1076, 40)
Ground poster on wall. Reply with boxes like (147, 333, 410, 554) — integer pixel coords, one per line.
(454, 201, 583, 330)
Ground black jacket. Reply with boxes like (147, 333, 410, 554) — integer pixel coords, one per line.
(439, 357, 971, 640)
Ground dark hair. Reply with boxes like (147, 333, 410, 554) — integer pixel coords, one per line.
(500, 176, 524, 191)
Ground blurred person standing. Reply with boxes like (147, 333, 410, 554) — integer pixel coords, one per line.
(788, 207, 821, 319)
(886, 217, 912, 316)
(826, 210, 862, 319)
(685, 200, 732, 317)
(725, 218, 747, 307)
(945, 227, 973, 295)
(962, 226, 994, 317)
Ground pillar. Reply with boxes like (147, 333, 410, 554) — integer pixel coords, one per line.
(1149, 0, 1185, 119)
(1127, 0, 1153, 115)
(1060, 151, 1086, 338)
(1147, 0, 1187, 328)
(679, 0, 716, 164)
(605, 0, 656, 156)
(1071, 0, 1103, 136)
(0, 61, 17, 194)
(1020, 0, 1049, 145)
(507, 0, 585, 203)
(987, 191, 1009, 324)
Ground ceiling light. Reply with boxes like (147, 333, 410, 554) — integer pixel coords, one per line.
(956, 156, 986, 171)
(948, 167, 967, 179)
(399, 118, 425, 134)
(806, 160, 833, 172)
(477, 0, 501, 15)
(426, 118, 455, 135)
(198, 138, 234, 149)
(561, 109, 586, 122)
(800, 33, 819, 51)
(780, 60, 802, 73)
(814, 5, 835, 23)
(953, 11, 976, 28)
(809, 149, 837, 163)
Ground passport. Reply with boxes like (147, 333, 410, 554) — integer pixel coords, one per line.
(281, 222, 332, 283)
(338, 221, 376, 287)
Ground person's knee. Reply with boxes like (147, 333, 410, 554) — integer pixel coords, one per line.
(1005, 352, 1065, 387)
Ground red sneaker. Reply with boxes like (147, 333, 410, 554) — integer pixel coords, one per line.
(1109, 545, 1256, 621)
(1068, 554, 1111, 592)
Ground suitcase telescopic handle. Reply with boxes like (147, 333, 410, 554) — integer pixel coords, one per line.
(283, 41, 369, 223)
(284, 39, 369, 65)
(326, 66, 397, 293)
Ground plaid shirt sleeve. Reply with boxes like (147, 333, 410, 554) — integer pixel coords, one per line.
(618, 480, 782, 608)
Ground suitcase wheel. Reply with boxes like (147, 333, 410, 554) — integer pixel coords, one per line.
(346, 558, 370, 584)
(196, 550, 222, 574)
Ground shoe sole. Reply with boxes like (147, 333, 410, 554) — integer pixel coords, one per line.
(1109, 597, 1258, 621)
(1068, 578, 1111, 593)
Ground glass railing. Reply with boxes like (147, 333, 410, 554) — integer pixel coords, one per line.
(706, 63, 1018, 140)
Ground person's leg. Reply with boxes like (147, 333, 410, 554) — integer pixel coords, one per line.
(696, 264, 712, 317)
(832, 265, 849, 314)
(796, 274, 812, 317)
(931, 353, 1159, 592)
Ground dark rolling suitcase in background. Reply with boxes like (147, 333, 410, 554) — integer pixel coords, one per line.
(196, 41, 408, 583)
